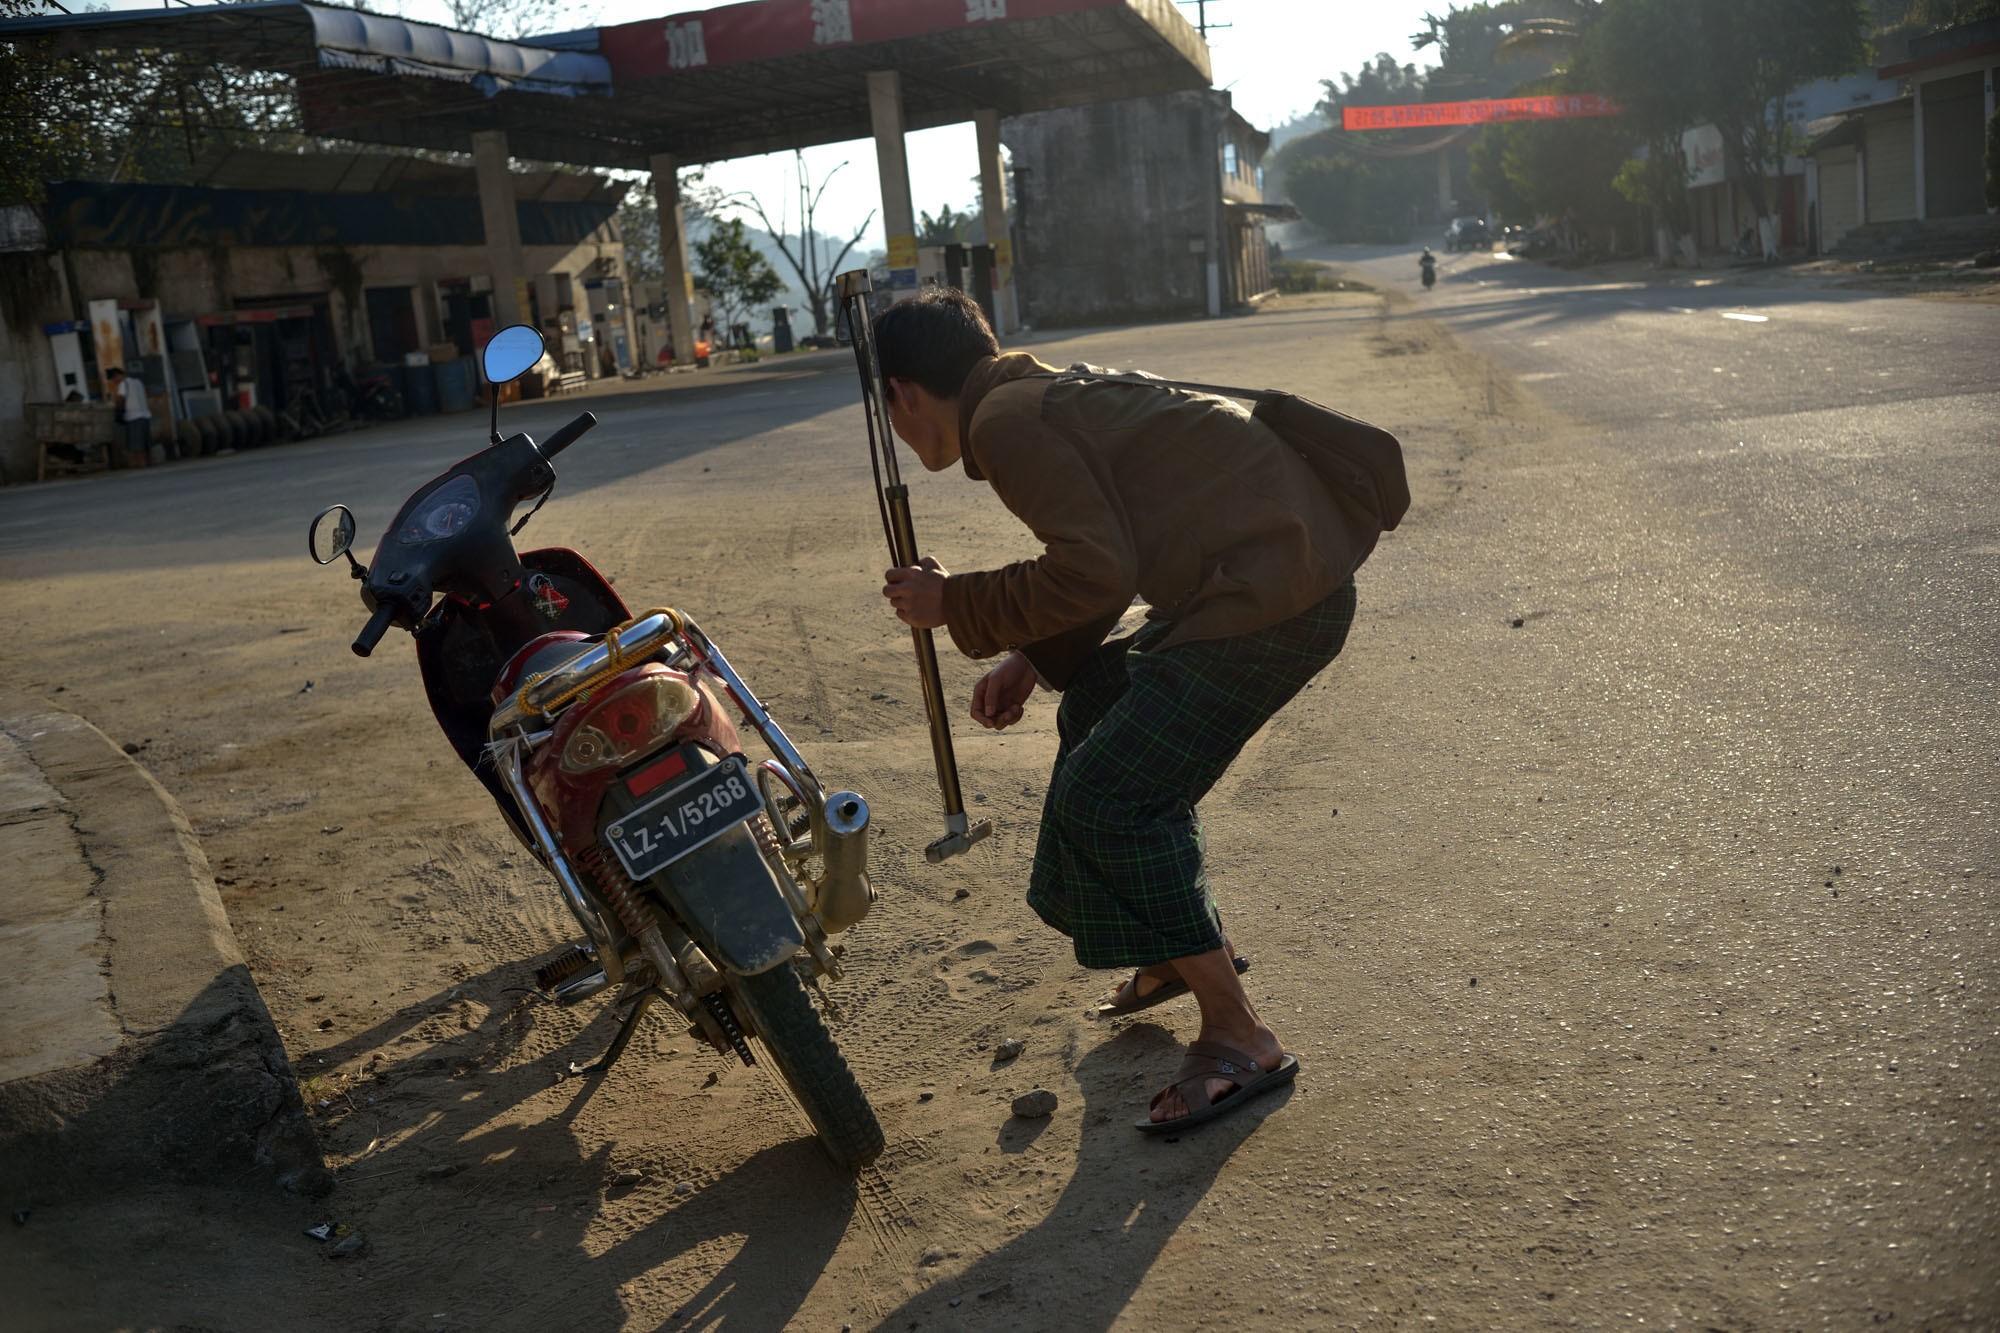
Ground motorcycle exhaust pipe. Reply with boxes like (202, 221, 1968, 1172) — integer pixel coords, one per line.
(812, 790, 875, 933)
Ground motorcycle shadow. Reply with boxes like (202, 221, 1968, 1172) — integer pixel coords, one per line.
(301, 963, 856, 1329)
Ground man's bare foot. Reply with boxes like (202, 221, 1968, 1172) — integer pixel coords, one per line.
(1143, 944, 1285, 1123)
(1148, 1021, 1286, 1122)
(1101, 961, 1179, 1009)
(1099, 938, 1236, 1011)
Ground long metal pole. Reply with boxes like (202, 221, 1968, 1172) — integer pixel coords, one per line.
(836, 269, 993, 864)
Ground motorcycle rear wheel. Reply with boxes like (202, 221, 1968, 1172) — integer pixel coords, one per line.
(727, 965, 883, 1171)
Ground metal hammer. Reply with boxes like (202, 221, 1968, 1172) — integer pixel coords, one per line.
(836, 269, 994, 865)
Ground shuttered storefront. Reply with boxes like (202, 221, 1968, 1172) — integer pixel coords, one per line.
(1819, 147, 1861, 252)
(1866, 106, 1918, 222)
(1921, 72, 1987, 219)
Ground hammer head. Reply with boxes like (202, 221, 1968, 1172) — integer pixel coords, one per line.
(924, 819, 994, 864)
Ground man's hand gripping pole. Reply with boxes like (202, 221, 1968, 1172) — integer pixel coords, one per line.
(837, 270, 994, 864)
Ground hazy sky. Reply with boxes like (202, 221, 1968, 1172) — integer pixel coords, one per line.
(97, 0, 1447, 247)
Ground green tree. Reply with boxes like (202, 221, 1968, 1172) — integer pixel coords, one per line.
(1682, 0, 1871, 256)
(692, 216, 783, 336)
(1581, 0, 1703, 255)
(1412, 0, 1599, 98)
(1899, 0, 2000, 26)
(1275, 54, 1440, 242)
(916, 202, 974, 246)
(721, 151, 872, 337)
(614, 168, 716, 283)
(1494, 91, 1632, 242)
(0, 4, 299, 202)
(1467, 125, 1530, 220)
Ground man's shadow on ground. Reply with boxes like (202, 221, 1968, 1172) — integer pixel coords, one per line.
(875, 1020, 1290, 1331)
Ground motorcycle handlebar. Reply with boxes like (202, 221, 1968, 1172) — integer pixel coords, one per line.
(540, 411, 596, 459)
(351, 602, 396, 658)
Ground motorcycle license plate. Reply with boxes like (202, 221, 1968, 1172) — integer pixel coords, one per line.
(605, 755, 761, 883)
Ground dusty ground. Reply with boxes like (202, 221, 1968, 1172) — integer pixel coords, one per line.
(2, 285, 1994, 1331)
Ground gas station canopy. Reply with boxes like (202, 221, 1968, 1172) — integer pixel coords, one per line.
(3, 0, 1210, 168)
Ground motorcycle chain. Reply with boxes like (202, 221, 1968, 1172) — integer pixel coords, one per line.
(703, 991, 756, 1068)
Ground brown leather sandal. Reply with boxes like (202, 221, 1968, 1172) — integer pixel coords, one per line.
(1135, 1039, 1299, 1134)
(1092, 955, 1251, 1019)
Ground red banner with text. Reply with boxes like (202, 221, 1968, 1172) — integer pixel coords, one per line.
(1342, 95, 1621, 131)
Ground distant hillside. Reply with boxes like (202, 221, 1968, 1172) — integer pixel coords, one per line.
(1266, 112, 1326, 155)
(1262, 112, 1330, 204)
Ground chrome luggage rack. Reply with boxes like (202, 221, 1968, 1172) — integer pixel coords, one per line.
(487, 609, 872, 1003)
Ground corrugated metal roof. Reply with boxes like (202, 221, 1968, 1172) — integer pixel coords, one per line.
(0, 0, 1211, 169)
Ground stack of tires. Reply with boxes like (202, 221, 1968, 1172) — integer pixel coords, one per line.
(189, 407, 281, 455)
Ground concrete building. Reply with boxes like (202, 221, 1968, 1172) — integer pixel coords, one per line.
(1802, 18, 1998, 256)
(0, 0, 1213, 420)
(1680, 71, 1902, 255)
(0, 149, 629, 483)
(1003, 90, 1288, 328)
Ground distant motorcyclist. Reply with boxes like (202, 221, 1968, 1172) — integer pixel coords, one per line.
(1419, 248, 1437, 290)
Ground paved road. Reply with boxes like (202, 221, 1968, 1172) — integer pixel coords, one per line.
(0, 362, 855, 581)
(1301, 241, 2000, 693)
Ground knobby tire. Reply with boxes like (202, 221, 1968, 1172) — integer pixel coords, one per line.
(729, 965, 884, 1170)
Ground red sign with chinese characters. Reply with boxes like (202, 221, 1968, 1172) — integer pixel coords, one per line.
(600, 0, 1117, 82)
(1341, 95, 1621, 131)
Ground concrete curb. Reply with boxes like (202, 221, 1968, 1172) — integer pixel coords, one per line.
(0, 703, 330, 1198)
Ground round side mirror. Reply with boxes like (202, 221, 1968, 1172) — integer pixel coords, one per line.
(481, 324, 546, 386)
(309, 504, 357, 565)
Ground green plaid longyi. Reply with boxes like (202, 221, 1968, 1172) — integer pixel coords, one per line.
(1027, 581, 1359, 970)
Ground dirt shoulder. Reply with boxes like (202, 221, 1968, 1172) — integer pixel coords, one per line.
(4, 287, 1991, 1330)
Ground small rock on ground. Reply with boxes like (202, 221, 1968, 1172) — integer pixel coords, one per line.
(1011, 1089, 1058, 1119)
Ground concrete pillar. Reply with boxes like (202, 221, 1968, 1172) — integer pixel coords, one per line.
(471, 129, 525, 329)
(1913, 79, 1927, 222)
(648, 152, 696, 364)
(974, 109, 1017, 332)
(868, 71, 919, 301)
(1437, 150, 1452, 217)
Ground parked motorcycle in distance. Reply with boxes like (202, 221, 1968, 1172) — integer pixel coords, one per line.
(306, 323, 885, 1169)
(335, 364, 406, 420)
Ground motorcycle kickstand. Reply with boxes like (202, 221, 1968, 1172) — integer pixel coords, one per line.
(567, 987, 658, 1078)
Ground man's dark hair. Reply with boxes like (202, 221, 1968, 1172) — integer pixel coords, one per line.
(872, 288, 998, 399)
(105, 367, 124, 379)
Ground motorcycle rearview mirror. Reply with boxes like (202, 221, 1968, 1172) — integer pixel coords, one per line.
(481, 324, 545, 445)
(308, 503, 364, 578)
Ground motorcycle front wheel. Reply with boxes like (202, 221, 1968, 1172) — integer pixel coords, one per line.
(727, 965, 884, 1171)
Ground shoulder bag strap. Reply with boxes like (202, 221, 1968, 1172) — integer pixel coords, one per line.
(1029, 369, 1281, 404)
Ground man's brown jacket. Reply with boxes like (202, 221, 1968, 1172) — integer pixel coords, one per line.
(938, 353, 1361, 686)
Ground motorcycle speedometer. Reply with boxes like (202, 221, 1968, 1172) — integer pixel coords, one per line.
(397, 475, 481, 545)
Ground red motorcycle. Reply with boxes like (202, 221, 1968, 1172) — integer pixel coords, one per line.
(307, 325, 883, 1168)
